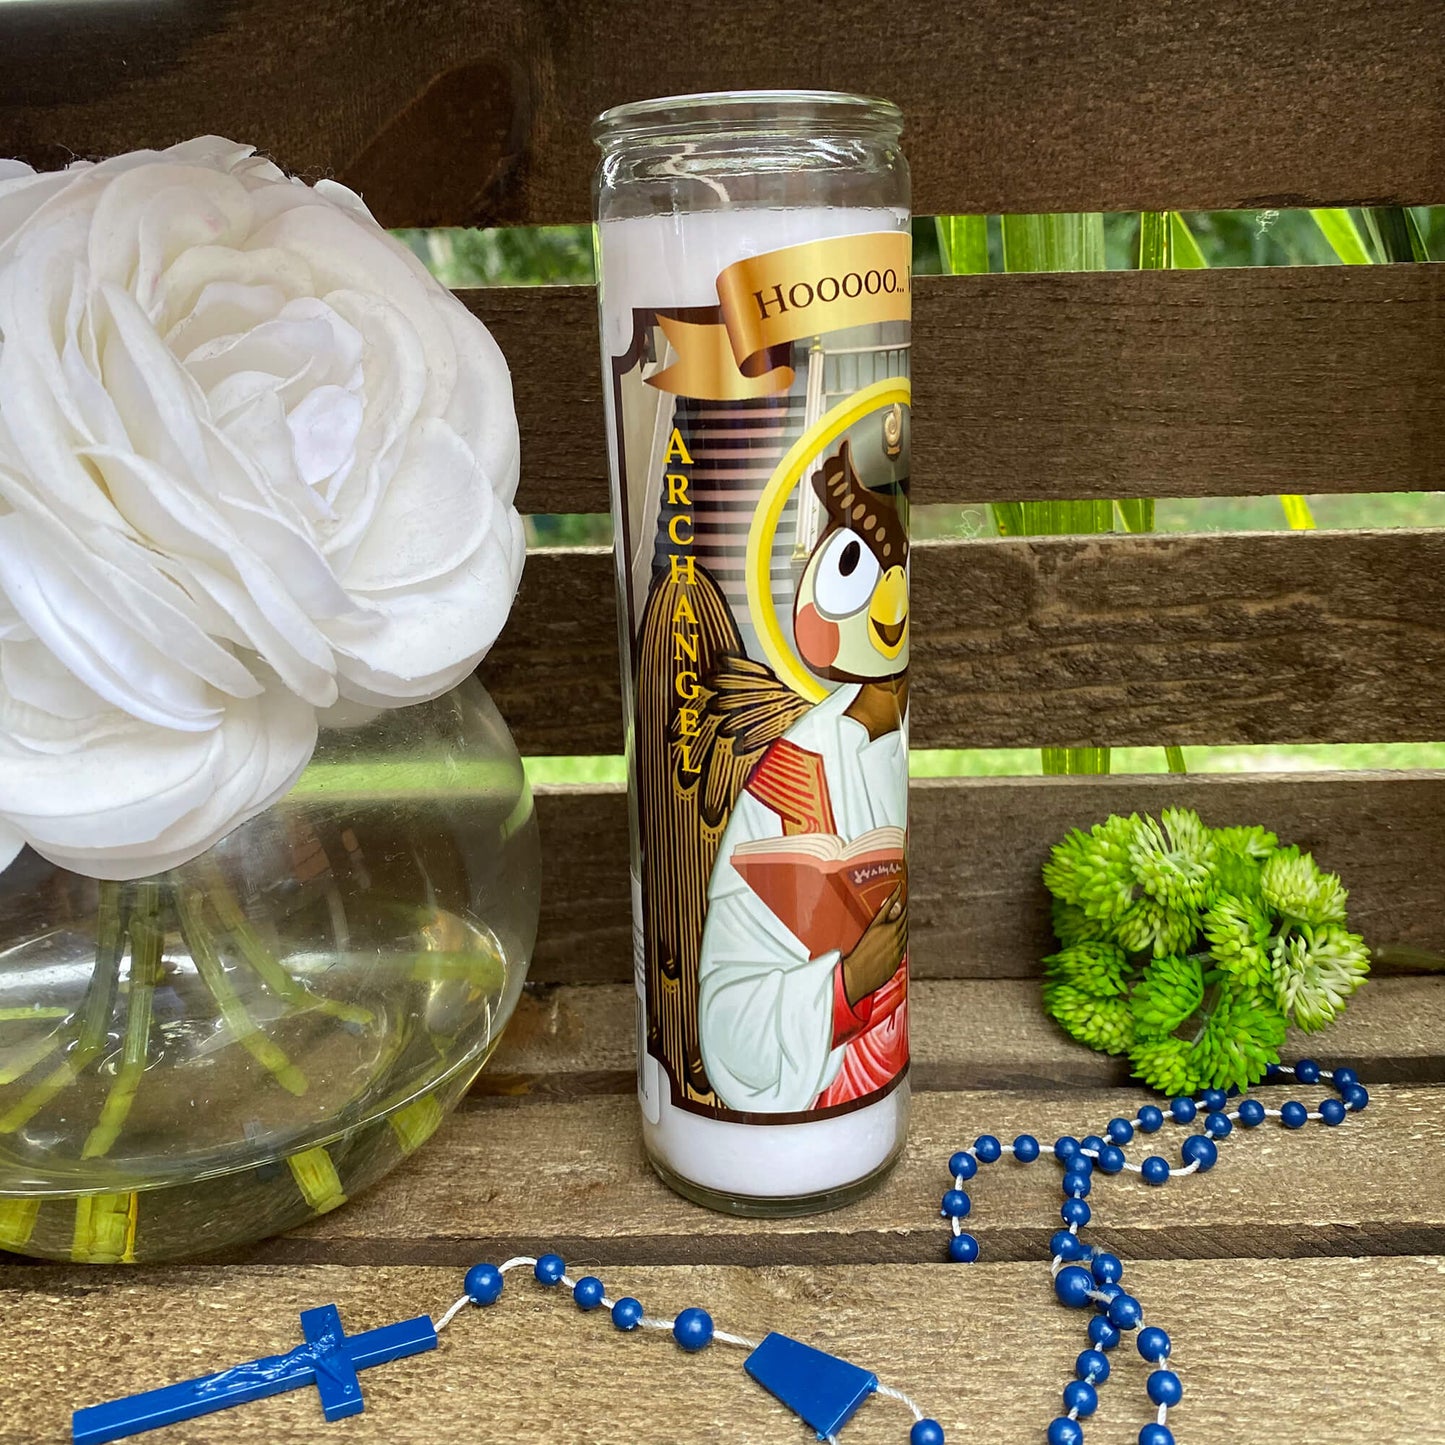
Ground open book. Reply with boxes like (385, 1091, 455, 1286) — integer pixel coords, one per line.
(729, 825, 906, 958)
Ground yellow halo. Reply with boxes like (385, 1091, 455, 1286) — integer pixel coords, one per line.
(745, 378, 912, 703)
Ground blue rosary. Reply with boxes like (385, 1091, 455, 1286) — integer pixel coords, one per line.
(73, 1060, 1368, 1445)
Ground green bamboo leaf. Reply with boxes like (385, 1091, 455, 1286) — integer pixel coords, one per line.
(1364, 207, 1430, 263)
(1001, 213, 1105, 272)
(1278, 495, 1317, 529)
(1310, 209, 1372, 265)
(935, 214, 989, 275)
(1116, 499, 1155, 533)
(1138, 212, 1171, 270)
(1168, 213, 1208, 269)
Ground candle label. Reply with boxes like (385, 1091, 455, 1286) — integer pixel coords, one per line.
(612, 231, 912, 1124)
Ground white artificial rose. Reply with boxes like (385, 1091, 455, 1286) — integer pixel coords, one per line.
(0, 137, 524, 880)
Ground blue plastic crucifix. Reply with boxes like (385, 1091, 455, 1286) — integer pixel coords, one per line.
(72, 1304, 437, 1445)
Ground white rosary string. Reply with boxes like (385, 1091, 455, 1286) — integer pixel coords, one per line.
(429, 1252, 931, 1436)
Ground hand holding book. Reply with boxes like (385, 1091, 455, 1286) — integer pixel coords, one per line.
(842, 883, 907, 1008)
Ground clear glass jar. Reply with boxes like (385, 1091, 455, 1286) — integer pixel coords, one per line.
(0, 679, 539, 1261)
(594, 92, 912, 1215)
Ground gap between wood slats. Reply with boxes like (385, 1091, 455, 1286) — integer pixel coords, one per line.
(483, 530, 1445, 758)
(237, 1086, 1444, 1267)
(6, 1261, 1441, 1444)
(473, 266, 1445, 515)
(5, 0, 1443, 223)
(529, 773, 1445, 983)
(477, 978, 1445, 1099)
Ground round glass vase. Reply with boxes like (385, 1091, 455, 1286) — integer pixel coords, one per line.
(0, 678, 539, 1263)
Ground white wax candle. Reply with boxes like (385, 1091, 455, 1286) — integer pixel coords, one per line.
(599, 204, 911, 1204)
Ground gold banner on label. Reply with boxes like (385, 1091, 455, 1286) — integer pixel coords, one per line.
(646, 231, 911, 400)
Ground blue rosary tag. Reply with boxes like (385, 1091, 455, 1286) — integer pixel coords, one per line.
(745, 1332, 879, 1439)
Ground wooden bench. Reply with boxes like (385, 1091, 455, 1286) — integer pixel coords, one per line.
(4, 2, 1443, 1441)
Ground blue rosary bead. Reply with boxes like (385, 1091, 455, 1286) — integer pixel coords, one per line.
(1319, 1097, 1347, 1125)
(1107, 1294, 1143, 1330)
(1147, 1369, 1183, 1407)
(948, 1232, 980, 1263)
(1201, 1087, 1228, 1112)
(1090, 1252, 1123, 1285)
(1169, 1097, 1196, 1124)
(463, 1263, 504, 1306)
(1066, 1153, 1094, 1177)
(1054, 1265, 1096, 1308)
(1137, 1326, 1171, 1362)
(1138, 1426, 1175, 1445)
(534, 1254, 567, 1286)
(1238, 1098, 1266, 1127)
(1333, 1066, 1359, 1089)
(1054, 1135, 1082, 1163)
(1106, 1117, 1134, 1145)
(672, 1308, 714, 1351)
(1296, 1058, 1321, 1084)
(1204, 1111, 1232, 1138)
(911, 1420, 946, 1445)
(1051, 1229, 1087, 1261)
(573, 1276, 606, 1311)
(949, 1151, 979, 1181)
(974, 1134, 1003, 1163)
(941, 1189, 972, 1218)
(611, 1297, 644, 1330)
(1062, 1169, 1092, 1198)
(1181, 1135, 1218, 1171)
(1047, 1417, 1084, 1445)
(1013, 1133, 1041, 1163)
(1136, 1105, 1164, 1133)
(1141, 1156, 1171, 1185)
(1095, 1144, 1126, 1175)
(1075, 1349, 1111, 1384)
(1343, 1083, 1370, 1111)
(1088, 1316, 1121, 1350)
(1062, 1381, 1098, 1417)
(1061, 1198, 1091, 1228)
(1080, 1135, 1105, 1155)
(1280, 1100, 1309, 1129)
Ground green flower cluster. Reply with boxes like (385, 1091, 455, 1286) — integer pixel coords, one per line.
(1041, 809, 1369, 1092)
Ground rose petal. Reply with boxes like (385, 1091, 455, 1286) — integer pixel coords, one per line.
(328, 512, 524, 704)
(341, 419, 492, 593)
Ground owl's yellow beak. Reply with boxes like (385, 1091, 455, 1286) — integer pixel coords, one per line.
(868, 566, 909, 658)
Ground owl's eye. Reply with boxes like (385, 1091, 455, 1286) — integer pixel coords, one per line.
(812, 527, 881, 620)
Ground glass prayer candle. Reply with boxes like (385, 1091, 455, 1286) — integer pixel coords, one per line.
(593, 91, 912, 1215)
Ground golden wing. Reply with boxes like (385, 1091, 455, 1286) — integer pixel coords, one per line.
(634, 563, 811, 1107)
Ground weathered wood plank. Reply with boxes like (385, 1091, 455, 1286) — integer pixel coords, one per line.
(240, 1086, 1445, 1266)
(6, 1258, 1441, 1444)
(532, 774, 1445, 983)
(487, 530, 1445, 755)
(4, 0, 1443, 223)
(484, 978, 1445, 1095)
(477, 267, 1445, 516)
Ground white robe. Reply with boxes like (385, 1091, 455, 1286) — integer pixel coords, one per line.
(696, 682, 908, 1113)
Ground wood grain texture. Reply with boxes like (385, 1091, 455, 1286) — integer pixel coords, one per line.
(483, 977, 1445, 1096)
(487, 530, 1445, 755)
(476, 266, 1445, 516)
(533, 773, 1445, 983)
(236, 1085, 1445, 1265)
(4, 0, 1444, 222)
(5, 1258, 1442, 1444)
